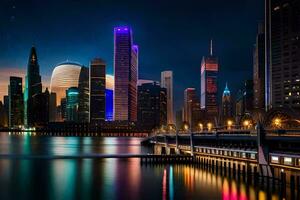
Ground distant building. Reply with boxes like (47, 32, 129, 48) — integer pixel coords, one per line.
(50, 62, 89, 122)
(49, 92, 57, 122)
(24, 47, 42, 127)
(137, 82, 167, 130)
(184, 88, 201, 130)
(106, 75, 114, 121)
(201, 40, 219, 122)
(265, 0, 300, 111)
(60, 98, 67, 121)
(0, 101, 8, 127)
(220, 83, 233, 125)
(114, 26, 138, 122)
(253, 22, 265, 111)
(32, 88, 49, 126)
(235, 80, 254, 123)
(175, 109, 183, 130)
(66, 87, 79, 122)
(9, 76, 23, 127)
(161, 71, 174, 124)
(90, 58, 106, 124)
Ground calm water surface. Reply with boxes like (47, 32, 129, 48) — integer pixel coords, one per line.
(0, 133, 280, 200)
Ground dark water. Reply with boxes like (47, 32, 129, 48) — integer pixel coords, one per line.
(0, 133, 280, 200)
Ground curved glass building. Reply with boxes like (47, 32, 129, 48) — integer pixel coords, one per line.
(50, 62, 89, 122)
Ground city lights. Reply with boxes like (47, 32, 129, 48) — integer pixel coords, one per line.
(207, 123, 212, 131)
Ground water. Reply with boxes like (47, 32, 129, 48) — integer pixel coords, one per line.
(0, 133, 280, 200)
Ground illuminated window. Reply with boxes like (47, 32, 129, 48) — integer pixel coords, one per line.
(271, 156, 279, 163)
(250, 154, 256, 159)
(284, 157, 292, 165)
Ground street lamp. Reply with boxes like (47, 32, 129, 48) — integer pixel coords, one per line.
(198, 123, 203, 132)
(207, 123, 212, 131)
(227, 120, 233, 130)
(184, 124, 189, 132)
(243, 120, 250, 129)
(273, 118, 282, 128)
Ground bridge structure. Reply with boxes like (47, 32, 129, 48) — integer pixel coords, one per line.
(142, 124, 300, 192)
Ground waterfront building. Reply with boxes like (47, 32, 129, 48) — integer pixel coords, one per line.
(0, 101, 8, 127)
(60, 98, 67, 121)
(90, 58, 106, 124)
(265, 0, 300, 111)
(253, 22, 265, 111)
(8, 76, 23, 127)
(200, 40, 219, 121)
(137, 82, 167, 130)
(24, 46, 42, 127)
(114, 26, 138, 122)
(66, 87, 79, 122)
(175, 109, 183, 130)
(161, 71, 174, 125)
(50, 62, 88, 122)
(106, 75, 114, 121)
(32, 88, 49, 126)
(184, 88, 201, 130)
(220, 83, 233, 126)
(235, 80, 254, 123)
(49, 92, 57, 122)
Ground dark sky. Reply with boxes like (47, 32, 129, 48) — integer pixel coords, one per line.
(0, 0, 264, 110)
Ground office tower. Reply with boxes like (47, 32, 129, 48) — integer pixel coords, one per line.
(90, 58, 106, 124)
(137, 82, 167, 130)
(50, 62, 88, 122)
(235, 80, 254, 122)
(220, 83, 233, 125)
(32, 88, 49, 126)
(24, 46, 42, 127)
(114, 26, 138, 122)
(60, 98, 67, 121)
(78, 66, 89, 122)
(0, 101, 8, 127)
(201, 40, 219, 122)
(161, 71, 174, 124)
(3, 95, 9, 126)
(106, 75, 114, 121)
(184, 88, 201, 130)
(49, 92, 57, 122)
(8, 76, 23, 127)
(176, 109, 183, 130)
(265, 0, 300, 111)
(253, 23, 265, 111)
(66, 87, 79, 122)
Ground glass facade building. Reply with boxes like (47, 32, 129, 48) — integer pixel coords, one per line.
(8, 76, 23, 127)
(66, 87, 79, 122)
(161, 71, 174, 125)
(105, 75, 114, 121)
(114, 26, 138, 122)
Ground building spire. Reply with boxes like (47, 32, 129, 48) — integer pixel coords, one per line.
(210, 39, 213, 56)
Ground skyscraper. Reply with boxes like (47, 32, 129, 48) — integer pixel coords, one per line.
(265, 0, 300, 111)
(32, 88, 49, 126)
(8, 76, 23, 127)
(137, 82, 167, 130)
(105, 75, 114, 121)
(24, 47, 42, 127)
(253, 22, 265, 111)
(201, 40, 219, 122)
(161, 71, 174, 125)
(66, 87, 79, 122)
(114, 26, 138, 122)
(90, 58, 106, 124)
(184, 88, 201, 130)
(220, 83, 233, 125)
(78, 66, 89, 122)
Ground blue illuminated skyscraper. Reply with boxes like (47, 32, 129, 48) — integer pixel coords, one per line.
(114, 26, 138, 122)
(66, 87, 79, 122)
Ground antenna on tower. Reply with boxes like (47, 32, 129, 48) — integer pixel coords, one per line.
(210, 39, 213, 56)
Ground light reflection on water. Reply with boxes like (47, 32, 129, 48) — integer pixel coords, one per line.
(0, 133, 280, 200)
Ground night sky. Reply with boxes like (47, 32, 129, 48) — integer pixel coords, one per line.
(0, 0, 264, 110)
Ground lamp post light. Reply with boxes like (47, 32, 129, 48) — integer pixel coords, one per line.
(273, 118, 282, 128)
(198, 123, 203, 132)
(207, 123, 212, 132)
(227, 120, 233, 130)
(243, 120, 251, 129)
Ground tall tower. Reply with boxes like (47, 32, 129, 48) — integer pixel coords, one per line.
(24, 46, 42, 127)
(221, 83, 233, 125)
(201, 40, 219, 122)
(161, 71, 174, 124)
(265, 0, 300, 111)
(90, 58, 106, 124)
(114, 26, 138, 122)
(253, 22, 265, 111)
(9, 76, 23, 127)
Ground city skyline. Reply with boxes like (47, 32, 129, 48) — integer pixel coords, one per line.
(0, 0, 264, 110)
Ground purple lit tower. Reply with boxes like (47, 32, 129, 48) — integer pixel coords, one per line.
(114, 26, 138, 122)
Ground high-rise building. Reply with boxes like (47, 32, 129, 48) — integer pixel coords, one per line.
(201, 40, 219, 121)
(161, 71, 174, 124)
(90, 58, 106, 124)
(235, 80, 254, 123)
(49, 92, 57, 122)
(253, 22, 265, 111)
(106, 75, 114, 121)
(8, 76, 23, 127)
(0, 101, 8, 127)
(66, 87, 79, 122)
(265, 0, 300, 111)
(60, 98, 67, 121)
(137, 82, 167, 130)
(175, 109, 183, 130)
(220, 83, 233, 125)
(24, 47, 42, 127)
(32, 88, 49, 126)
(50, 62, 89, 122)
(184, 88, 201, 130)
(114, 26, 138, 122)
